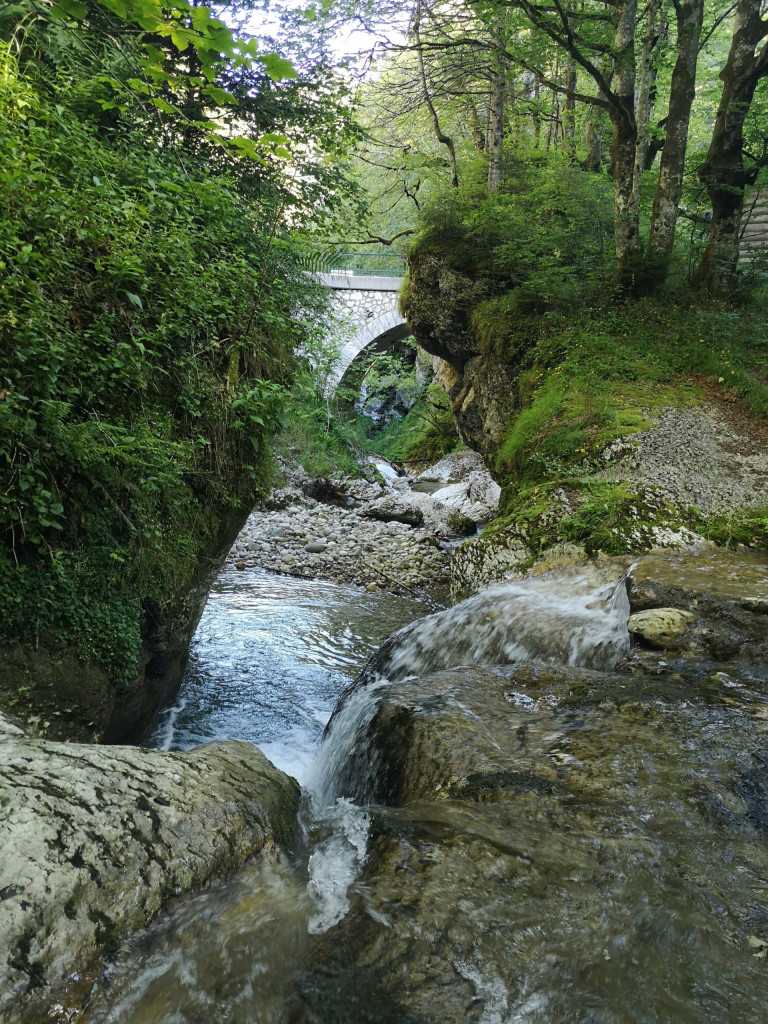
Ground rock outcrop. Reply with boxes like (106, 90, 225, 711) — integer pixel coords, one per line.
(0, 505, 250, 744)
(0, 719, 299, 1022)
(291, 659, 768, 1023)
(402, 248, 768, 598)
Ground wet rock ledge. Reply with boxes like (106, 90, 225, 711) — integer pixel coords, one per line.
(0, 715, 299, 1022)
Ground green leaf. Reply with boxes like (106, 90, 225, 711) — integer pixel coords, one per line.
(203, 85, 236, 107)
(149, 97, 176, 114)
(126, 292, 143, 309)
(171, 31, 190, 53)
(260, 53, 298, 82)
(258, 133, 290, 147)
(53, 0, 87, 19)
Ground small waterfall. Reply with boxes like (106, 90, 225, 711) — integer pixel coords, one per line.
(303, 567, 632, 932)
(302, 683, 387, 933)
(358, 567, 632, 687)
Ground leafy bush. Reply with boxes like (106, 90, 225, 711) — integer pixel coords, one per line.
(0, 40, 322, 682)
(414, 160, 614, 296)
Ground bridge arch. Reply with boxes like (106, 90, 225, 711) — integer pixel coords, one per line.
(328, 309, 411, 391)
(313, 261, 410, 392)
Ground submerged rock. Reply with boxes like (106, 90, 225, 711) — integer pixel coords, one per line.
(0, 720, 299, 1021)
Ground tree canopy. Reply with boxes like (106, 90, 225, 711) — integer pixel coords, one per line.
(310, 0, 768, 295)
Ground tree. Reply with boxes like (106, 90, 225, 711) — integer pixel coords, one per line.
(696, 0, 768, 295)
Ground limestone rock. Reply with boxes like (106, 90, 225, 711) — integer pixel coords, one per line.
(0, 730, 299, 1020)
(363, 500, 424, 528)
(305, 540, 327, 553)
(628, 607, 696, 648)
(296, 661, 768, 1022)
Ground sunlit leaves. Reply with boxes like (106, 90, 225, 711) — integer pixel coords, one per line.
(49, 0, 298, 160)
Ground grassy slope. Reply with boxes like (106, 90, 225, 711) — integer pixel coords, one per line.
(476, 297, 768, 558)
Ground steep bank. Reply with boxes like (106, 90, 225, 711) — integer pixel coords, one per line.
(402, 240, 768, 595)
(0, 39, 322, 741)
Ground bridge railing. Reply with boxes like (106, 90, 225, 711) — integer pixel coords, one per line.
(304, 252, 407, 278)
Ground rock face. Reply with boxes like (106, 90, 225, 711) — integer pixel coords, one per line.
(291, 660, 768, 1023)
(0, 719, 299, 1022)
(0, 505, 250, 744)
(403, 249, 768, 597)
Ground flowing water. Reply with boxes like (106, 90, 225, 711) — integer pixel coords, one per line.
(146, 567, 427, 783)
(79, 556, 768, 1023)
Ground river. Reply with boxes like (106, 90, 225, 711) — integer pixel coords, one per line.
(80, 555, 768, 1023)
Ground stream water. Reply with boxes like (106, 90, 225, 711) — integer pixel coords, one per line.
(81, 557, 768, 1023)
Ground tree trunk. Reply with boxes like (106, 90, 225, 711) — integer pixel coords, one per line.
(628, 0, 661, 230)
(584, 66, 613, 172)
(696, 0, 768, 295)
(546, 85, 559, 155)
(647, 0, 704, 271)
(487, 65, 506, 191)
(610, 0, 641, 277)
(531, 76, 541, 149)
(466, 98, 485, 152)
(413, 0, 459, 188)
(564, 62, 577, 163)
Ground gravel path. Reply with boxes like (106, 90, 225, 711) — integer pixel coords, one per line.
(607, 404, 768, 513)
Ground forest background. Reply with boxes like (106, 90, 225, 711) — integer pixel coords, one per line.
(1, 0, 767, 717)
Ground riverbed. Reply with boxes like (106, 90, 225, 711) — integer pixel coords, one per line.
(75, 566, 428, 1022)
(74, 550, 768, 1024)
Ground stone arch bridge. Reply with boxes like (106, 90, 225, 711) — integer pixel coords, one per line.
(313, 254, 409, 390)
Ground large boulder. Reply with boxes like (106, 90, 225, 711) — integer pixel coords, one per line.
(0, 721, 299, 1022)
(291, 662, 768, 1023)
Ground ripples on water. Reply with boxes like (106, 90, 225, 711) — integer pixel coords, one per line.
(148, 567, 427, 783)
(82, 557, 768, 1024)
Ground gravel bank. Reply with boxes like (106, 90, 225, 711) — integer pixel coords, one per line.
(226, 452, 502, 599)
(607, 404, 768, 513)
(228, 498, 451, 598)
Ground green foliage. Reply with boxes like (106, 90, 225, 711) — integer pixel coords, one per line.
(364, 383, 462, 464)
(276, 378, 363, 478)
(0, 40, 326, 683)
(274, 328, 363, 478)
(414, 160, 614, 294)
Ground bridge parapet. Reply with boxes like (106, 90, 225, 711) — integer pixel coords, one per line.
(316, 272, 404, 292)
(304, 251, 407, 278)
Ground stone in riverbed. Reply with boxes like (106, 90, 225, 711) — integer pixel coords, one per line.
(628, 607, 695, 649)
(363, 501, 424, 528)
(0, 720, 299, 1021)
(305, 540, 327, 553)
